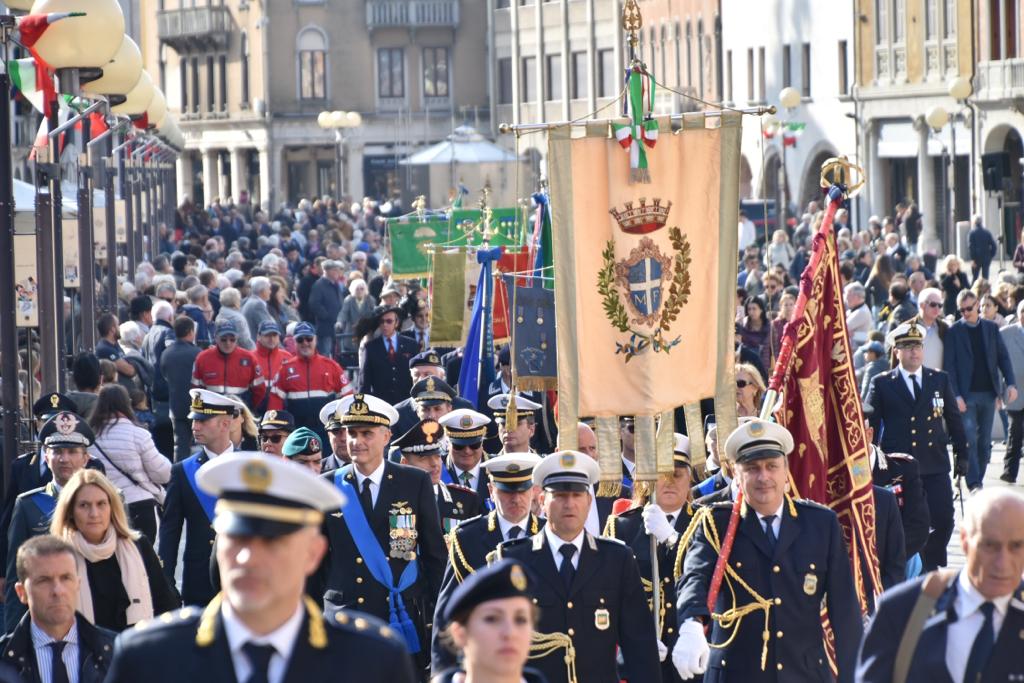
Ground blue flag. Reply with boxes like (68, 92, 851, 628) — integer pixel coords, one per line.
(459, 247, 502, 408)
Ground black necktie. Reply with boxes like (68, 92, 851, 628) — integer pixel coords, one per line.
(558, 544, 577, 589)
(242, 642, 277, 683)
(360, 478, 374, 516)
(49, 642, 69, 683)
(508, 525, 522, 540)
(963, 602, 996, 683)
(911, 374, 921, 401)
(762, 515, 778, 553)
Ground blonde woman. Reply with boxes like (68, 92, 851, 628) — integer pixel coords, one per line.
(50, 470, 179, 631)
(226, 397, 260, 450)
(735, 362, 767, 417)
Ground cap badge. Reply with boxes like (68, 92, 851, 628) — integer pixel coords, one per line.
(560, 452, 575, 468)
(50, 394, 60, 408)
(748, 422, 765, 437)
(428, 354, 439, 364)
(506, 463, 521, 473)
(459, 415, 474, 428)
(191, 394, 204, 410)
(265, 410, 277, 422)
(510, 564, 528, 591)
(350, 398, 369, 416)
(55, 412, 77, 435)
(241, 460, 272, 493)
(422, 421, 440, 444)
(425, 377, 436, 393)
(310, 439, 321, 453)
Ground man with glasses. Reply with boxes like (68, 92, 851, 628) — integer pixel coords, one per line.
(401, 300, 432, 352)
(867, 323, 967, 572)
(902, 286, 948, 370)
(438, 409, 493, 504)
(251, 320, 292, 414)
(190, 320, 264, 406)
(944, 290, 1017, 492)
(270, 322, 352, 446)
(358, 305, 418, 406)
(257, 410, 295, 457)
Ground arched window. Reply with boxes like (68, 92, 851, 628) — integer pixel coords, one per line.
(297, 26, 327, 100)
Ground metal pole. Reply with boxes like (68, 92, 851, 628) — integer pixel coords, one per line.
(496, 104, 775, 134)
(650, 488, 661, 636)
(34, 180, 57, 394)
(133, 160, 144, 265)
(950, 121, 958, 253)
(78, 115, 96, 351)
(124, 156, 136, 277)
(47, 102, 66, 392)
(0, 18, 23, 492)
(104, 148, 117, 312)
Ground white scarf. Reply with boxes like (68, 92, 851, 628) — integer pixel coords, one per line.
(66, 528, 153, 626)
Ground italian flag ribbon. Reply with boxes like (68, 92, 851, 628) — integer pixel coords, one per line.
(612, 66, 658, 183)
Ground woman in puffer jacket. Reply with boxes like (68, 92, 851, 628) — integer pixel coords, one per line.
(87, 384, 171, 543)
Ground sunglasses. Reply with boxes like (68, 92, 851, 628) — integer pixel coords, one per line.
(959, 306, 976, 314)
(260, 434, 286, 443)
(452, 443, 482, 451)
(296, 336, 315, 344)
(924, 301, 942, 309)
(736, 379, 752, 388)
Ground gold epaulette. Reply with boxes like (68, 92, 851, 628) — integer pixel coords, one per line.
(602, 513, 618, 539)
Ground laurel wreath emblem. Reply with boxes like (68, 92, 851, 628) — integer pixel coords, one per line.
(598, 227, 692, 361)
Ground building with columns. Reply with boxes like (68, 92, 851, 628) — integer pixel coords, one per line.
(138, 0, 490, 211)
(853, 0, 974, 255)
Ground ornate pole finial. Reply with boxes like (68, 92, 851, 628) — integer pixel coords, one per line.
(622, 0, 643, 54)
(412, 195, 427, 220)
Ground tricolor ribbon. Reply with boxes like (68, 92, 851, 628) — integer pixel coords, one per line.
(612, 65, 658, 183)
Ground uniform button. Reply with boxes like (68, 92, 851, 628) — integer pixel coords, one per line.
(774, 597, 782, 605)
(356, 577, 363, 584)
(777, 630, 784, 638)
(567, 601, 573, 609)
(667, 627, 674, 634)
(772, 565, 780, 573)
(809, 563, 816, 570)
(928, 429, 934, 434)
(911, 442, 917, 447)
(911, 429, 916, 434)
(910, 416, 916, 422)
(735, 561, 743, 568)
(532, 598, 539, 604)
(356, 557, 363, 564)
(777, 663, 784, 671)
(928, 442, 933, 446)
(567, 628, 575, 636)
(357, 597, 365, 604)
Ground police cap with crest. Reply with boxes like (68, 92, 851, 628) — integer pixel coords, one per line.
(487, 393, 542, 418)
(187, 389, 240, 420)
(438, 408, 491, 445)
(198, 452, 344, 537)
(724, 418, 795, 465)
(410, 377, 456, 406)
(483, 452, 542, 492)
(282, 427, 323, 459)
(318, 399, 345, 432)
(673, 433, 691, 468)
(336, 393, 400, 428)
(409, 349, 443, 369)
(39, 412, 95, 448)
(886, 322, 927, 349)
(393, 419, 444, 456)
(33, 393, 79, 420)
(259, 409, 295, 433)
(442, 559, 534, 624)
(533, 450, 600, 492)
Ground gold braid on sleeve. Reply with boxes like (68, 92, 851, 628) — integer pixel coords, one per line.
(449, 531, 473, 583)
(674, 506, 710, 580)
(530, 631, 578, 683)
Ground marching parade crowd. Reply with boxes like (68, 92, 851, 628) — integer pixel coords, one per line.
(0, 191, 1021, 683)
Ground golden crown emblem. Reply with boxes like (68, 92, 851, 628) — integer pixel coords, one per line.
(608, 197, 672, 235)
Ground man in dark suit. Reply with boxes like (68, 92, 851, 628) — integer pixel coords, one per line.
(357, 306, 419, 405)
(867, 322, 967, 572)
(494, 451, 661, 683)
(161, 315, 202, 461)
(108, 451, 416, 683)
(856, 488, 1024, 683)
(307, 260, 345, 357)
(2, 536, 116, 682)
(673, 419, 863, 683)
(943, 290, 1017, 491)
(158, 389, 239, 607)
(319, 393, 447, 675)
(4, 412, 98, 632)
(431, 452, 545, 671)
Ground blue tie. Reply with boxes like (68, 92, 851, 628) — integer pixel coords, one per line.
(963, 602, 996, 683)
(559, 544, 576, 589)
(762, 515, 778, 553)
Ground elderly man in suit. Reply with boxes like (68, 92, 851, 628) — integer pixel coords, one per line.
(856, 487, 1024, 683)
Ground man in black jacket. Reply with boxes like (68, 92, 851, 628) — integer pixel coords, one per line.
(357, 306, 419, 405)
(307, 260, 344, 356)
(161, 316, 202, 462)
(1, 535, 116, 683)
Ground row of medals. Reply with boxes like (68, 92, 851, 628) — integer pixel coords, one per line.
(390, 507, 418, 561)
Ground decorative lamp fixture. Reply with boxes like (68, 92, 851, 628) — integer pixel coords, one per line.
(779, 86, 801, 110)
(925, 105, 950, 131)
(110, 70, 154, 116)
(28, 0, 124, 69)
(81, 35, 142, 97)
(146, 88, 167, 128)
(3, 0, 36, 11)
(346, 111, 362, 127)
(947, 76, 972, 102)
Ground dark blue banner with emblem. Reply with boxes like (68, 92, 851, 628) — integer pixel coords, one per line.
(503, 276, 557, 392)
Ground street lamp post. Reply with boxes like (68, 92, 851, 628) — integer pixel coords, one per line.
(317, 110, 362, 198)
(777, 87, 801, 229)
(923, 77, 973, 254)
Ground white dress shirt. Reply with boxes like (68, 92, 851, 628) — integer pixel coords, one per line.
(899, 367, 923, 400)
(204, 443, 234, 460)
(31, 619, 79, 683)
(945, 571, 1012, 683)
(497, 512, 531, 541)
(544, 525, 584, 570)
(756, 501, 785, 540)
(354, 458, 386, 507)
(222, 601, 304, 683)
(621, 456, 636, 480)
(454, 463, 482, 490)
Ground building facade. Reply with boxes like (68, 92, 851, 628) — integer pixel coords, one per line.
(853, 0, 973, 254)
(140, 0, 490, 210)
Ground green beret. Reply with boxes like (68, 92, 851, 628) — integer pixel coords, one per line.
(282, 427, 323, 459)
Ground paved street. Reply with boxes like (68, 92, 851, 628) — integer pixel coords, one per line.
(944, 441, 1019, 569)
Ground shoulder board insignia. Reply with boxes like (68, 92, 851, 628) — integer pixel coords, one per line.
(886, 452, 915, 460)
(710, 501, 734, 509)
(448, 483, 473, 492)
(596, 535, 627, 547)
(793, 498, 831, 510)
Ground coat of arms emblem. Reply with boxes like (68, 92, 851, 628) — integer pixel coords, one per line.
(599, 198, 691, 361)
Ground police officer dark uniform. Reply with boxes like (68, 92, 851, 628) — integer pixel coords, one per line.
(865, 322, 967, 572)
(672, 419, 863, 683)
(317, 398, 348, 474)
(392, 351, 475, 438)
(318, 393, 447, 675)
(158, 389, 239, 607)
(387, 377, 459, 463)
(256, 409, 295, 457)
(494, 451, 661, 683)
(107, 452, 416, 683)
(3, 412, 97, 632)
(604, 434, 697, 682)
(438, 409, 493, 504)
(432, 559, 548, 683)
(393, 419, 482, 534)
(431, 453, 545, 671)
(486, 393, 542, 456)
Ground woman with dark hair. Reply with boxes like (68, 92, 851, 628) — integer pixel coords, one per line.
(268, 278, 300, 330)
(864, 254, 895, 314)
(736, 296, 770, 371)
(87, 384, 171, 543)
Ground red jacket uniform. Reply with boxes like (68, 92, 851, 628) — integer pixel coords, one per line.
(269, 353, 353, 432)
(251, 345, 293, 412)
(190, 347, 264, 403)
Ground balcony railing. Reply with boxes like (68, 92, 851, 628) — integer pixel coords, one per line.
(366, 0, 459, 30)
(157, 6, 232, 52)
(975, 59, 1024, 101)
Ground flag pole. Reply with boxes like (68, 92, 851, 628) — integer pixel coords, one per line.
(497, 105, 774, 136)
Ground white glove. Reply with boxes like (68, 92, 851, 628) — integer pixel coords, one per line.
(643, 504, 677, 544)
(657, 639, 668, 662)
(672, 619, 709, 679)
